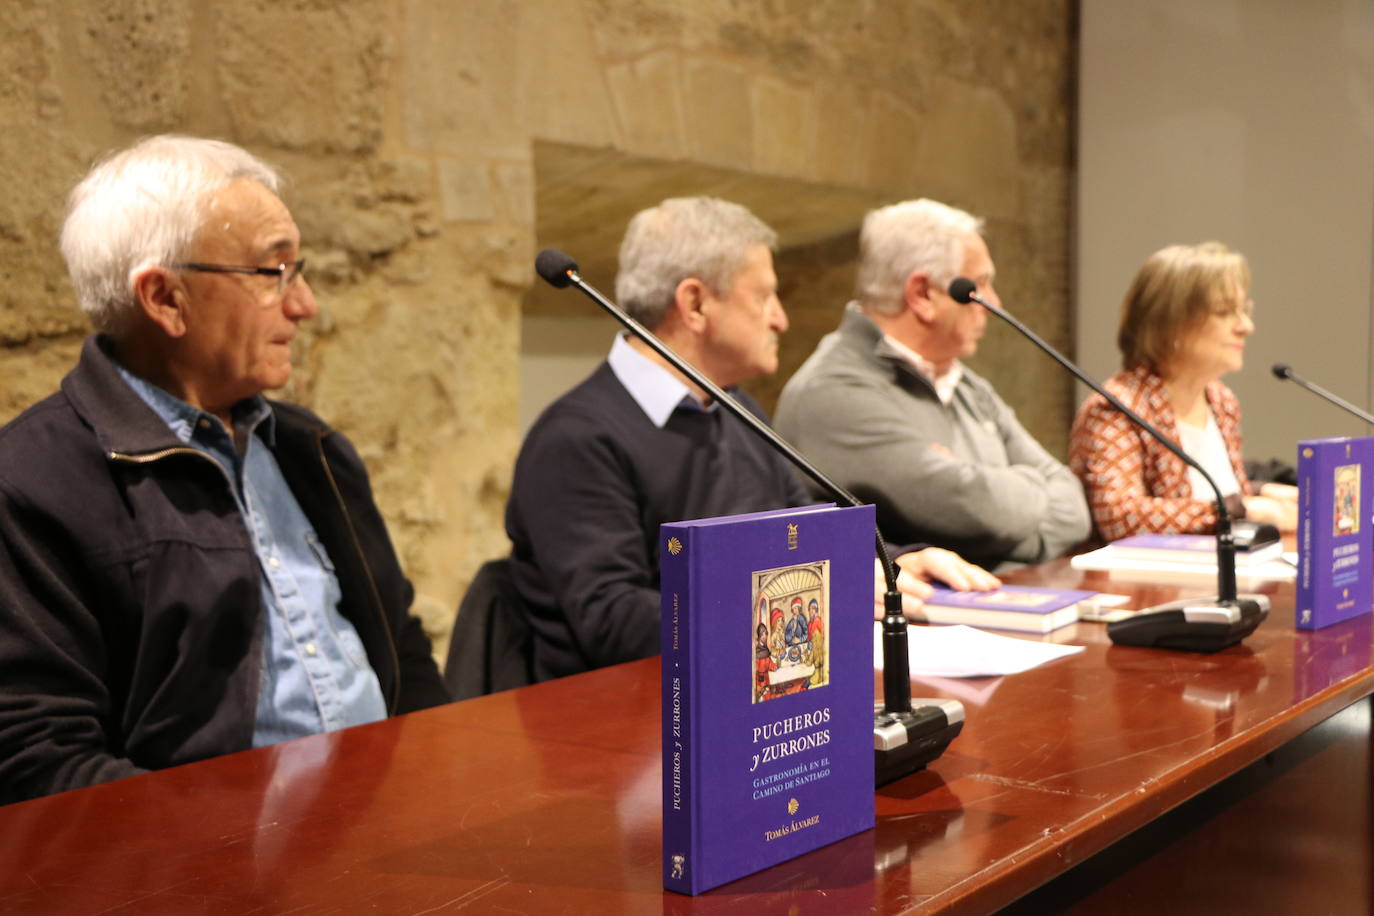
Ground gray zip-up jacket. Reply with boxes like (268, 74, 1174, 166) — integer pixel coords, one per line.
(775, 305, 1090, 571)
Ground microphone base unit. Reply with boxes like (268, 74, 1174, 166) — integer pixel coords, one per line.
(874, 698, 965, 786)
(1107, 595, 1270, 653)
(1231, 520, 1281, 551)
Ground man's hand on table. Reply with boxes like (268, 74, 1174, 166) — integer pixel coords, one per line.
(872, 548, 1001, 621)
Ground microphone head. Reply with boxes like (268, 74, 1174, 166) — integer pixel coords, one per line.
(535, 248, 579, 288)
(1271, 363, 1292, 381)
(947, 277, 978, 304)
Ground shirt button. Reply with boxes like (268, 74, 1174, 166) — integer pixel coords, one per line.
(305, 642, 318, 656)
(267, 556, 280, 568)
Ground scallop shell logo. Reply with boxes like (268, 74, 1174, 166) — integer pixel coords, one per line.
(787, 798, 799, 815)
(667, 537, 683, 556)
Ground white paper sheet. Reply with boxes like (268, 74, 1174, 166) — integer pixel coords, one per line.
(874, 622, 1084, 678)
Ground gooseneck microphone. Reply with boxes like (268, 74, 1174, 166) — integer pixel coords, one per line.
(948, 277, 1268, 651)
(1272, 363, 1374, 426)
(537, 248, 963, 784)
(535, 249, 578, 288)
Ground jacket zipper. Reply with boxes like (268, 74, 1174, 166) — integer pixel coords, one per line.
(109, 448, 246, 514)
(109, 446, 215, 465)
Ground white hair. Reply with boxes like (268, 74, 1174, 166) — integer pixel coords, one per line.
(614, 196, 778, 329)
(855, 198, 984, 316)
(60, 135, 281, 333)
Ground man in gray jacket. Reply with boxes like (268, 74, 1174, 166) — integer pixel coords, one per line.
(774, 198, 1090, 571)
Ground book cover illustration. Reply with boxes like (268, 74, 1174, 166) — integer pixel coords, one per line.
(753, 563, 829, 703)
(1297, 437, 1374, 631)
(1334, 463, 1360, 536)
(661, 504, 875, 896)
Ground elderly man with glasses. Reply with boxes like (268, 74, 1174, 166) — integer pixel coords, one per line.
(0, 135, 449, 804)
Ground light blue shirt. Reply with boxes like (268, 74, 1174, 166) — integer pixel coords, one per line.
(116, 368, 387, 747)
(606, 333, 715, 428)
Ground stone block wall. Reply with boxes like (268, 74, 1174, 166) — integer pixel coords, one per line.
(1, 0, 1076, 663)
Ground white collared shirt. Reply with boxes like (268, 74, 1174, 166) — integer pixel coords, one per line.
(883, 334, 964, 405)
(606, 333, 714, 428)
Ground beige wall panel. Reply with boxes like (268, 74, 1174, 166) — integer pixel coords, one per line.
(683, 59, 754, 168)
(1077, 0, 1374, 464)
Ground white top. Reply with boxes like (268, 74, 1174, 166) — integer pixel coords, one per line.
(1176, 409, 1241, 499)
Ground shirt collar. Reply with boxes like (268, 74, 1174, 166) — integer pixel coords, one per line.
(606, 332, 712, 428)
(882, 333, 963, 405)
(113, 363, 276, 447)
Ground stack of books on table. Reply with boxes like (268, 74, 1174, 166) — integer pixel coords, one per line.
(1071, 533, 1293, 587)
(905, 585, 1100, 634)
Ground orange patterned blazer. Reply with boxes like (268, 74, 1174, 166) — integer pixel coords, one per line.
(1069, 365, 1249, 540)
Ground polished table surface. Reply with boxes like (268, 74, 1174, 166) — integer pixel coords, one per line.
(3, 560, 1372, 914)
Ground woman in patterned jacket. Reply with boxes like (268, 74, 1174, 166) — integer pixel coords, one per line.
(1069, 242, 1297, 540)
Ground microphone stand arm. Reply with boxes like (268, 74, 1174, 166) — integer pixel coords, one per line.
(969, 296, 1238, 602)
(1275, 367, 1374, 426)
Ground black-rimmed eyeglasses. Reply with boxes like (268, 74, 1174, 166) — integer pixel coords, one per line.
(173, 259, 307, 295)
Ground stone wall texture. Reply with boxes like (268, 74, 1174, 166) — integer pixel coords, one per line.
(1, 0, 1076, 664)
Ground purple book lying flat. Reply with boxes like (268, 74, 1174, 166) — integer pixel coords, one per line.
(1107, 533, 1282, 566)
(910, 585, 1098, 633)
(660, 503, 874, 895)
(1297, 437, 1374, 630)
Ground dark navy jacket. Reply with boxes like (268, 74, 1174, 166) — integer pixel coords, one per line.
(0, 336, 449, 804)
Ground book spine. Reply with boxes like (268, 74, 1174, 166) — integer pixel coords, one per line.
(661, 524, 695, 894)
(1296, 445, 1317, 629)
(1356, 439, 1374, 622)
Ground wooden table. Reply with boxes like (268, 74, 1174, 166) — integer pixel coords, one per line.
(2, 561, 1371, 914)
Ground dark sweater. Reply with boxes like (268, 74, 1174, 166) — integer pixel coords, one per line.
(506, 362, 809, 681)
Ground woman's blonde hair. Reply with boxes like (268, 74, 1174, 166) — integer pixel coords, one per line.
(1117, 241, 1251, 372)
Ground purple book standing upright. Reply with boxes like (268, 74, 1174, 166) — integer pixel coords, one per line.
(1296, 436, 1374, 630)
(660, 503, 875, 895)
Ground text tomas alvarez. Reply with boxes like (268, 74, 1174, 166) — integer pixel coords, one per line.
(749, 708, 831, 773)
(764, 814, 822, 843)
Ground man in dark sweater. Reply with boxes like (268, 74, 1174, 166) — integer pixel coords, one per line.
(506, 197, 996, 682)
